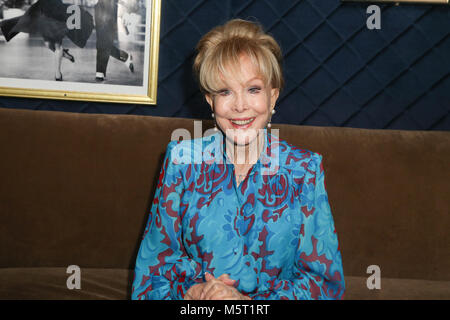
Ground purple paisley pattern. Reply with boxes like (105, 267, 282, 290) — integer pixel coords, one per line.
(131, 132, 345, 300)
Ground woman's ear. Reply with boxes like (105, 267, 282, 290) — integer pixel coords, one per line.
(270, 88, 280, 111)
(205, 94, 214, 111)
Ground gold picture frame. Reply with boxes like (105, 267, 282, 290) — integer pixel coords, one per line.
(0, 0, 161, 105)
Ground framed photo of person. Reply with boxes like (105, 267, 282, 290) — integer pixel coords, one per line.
(0, 0, 161, 105)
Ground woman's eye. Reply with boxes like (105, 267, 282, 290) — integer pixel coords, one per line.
(249, 87, 261, 94)
(218, 90, 230, 96)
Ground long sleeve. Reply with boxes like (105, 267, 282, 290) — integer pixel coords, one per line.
(131, 141, 203, 300)
(249, 153, 345, 300)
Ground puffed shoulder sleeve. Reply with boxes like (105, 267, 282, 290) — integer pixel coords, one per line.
(250, 153, 345, 300)
(293, 153, 345, 299)
(131, 141, 203, 300)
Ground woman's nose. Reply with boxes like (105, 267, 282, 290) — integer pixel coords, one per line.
(233, 94, 247, 112)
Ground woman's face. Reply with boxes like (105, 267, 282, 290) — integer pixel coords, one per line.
(205, 54, 279, 146)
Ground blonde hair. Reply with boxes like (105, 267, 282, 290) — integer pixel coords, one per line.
(193, 19, 284, 94)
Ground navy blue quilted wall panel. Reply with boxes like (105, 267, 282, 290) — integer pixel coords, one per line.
(0, 0, 449, 130)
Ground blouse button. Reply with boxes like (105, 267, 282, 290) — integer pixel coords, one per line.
(233, 247, 239, 255)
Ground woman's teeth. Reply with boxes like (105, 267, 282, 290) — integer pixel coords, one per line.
(231, 118, 254, 125)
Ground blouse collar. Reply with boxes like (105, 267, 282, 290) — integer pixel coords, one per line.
(211, 129, 281, 177)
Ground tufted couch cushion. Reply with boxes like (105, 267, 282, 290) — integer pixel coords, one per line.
(0, 268, 448, 300)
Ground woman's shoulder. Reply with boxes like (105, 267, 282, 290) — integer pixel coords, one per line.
(167, 133, 217, 152)
(270, 134, 323, 171)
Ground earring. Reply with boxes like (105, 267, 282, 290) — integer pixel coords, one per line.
(212, 113, 218, 131)
(267, 108, 275, 128)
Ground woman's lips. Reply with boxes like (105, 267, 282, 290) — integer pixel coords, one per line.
(229, 117, 255, 129)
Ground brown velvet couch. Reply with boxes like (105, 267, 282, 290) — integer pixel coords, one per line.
(0, 107, 449, 300)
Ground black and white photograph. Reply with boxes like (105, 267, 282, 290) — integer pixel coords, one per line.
(0, 0, 160, 104)
(0, 0, 448, 307)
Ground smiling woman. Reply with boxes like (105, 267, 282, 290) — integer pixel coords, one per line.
(204, 55, 278, 148)
(195, 19, 283, 179)
(131, 19, 345, 300)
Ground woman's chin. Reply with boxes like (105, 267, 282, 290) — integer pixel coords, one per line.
(224, 131, 260, 146)
(219, 122, 267, 146)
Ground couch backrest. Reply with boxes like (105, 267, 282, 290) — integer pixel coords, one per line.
(278, 122, 450, 282)
(0, 107, 449, 281)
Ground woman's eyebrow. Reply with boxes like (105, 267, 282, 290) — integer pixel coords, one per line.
(244, 77, 264, 85)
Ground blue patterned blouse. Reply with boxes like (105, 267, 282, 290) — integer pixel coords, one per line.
(131, 131, 345, 300)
